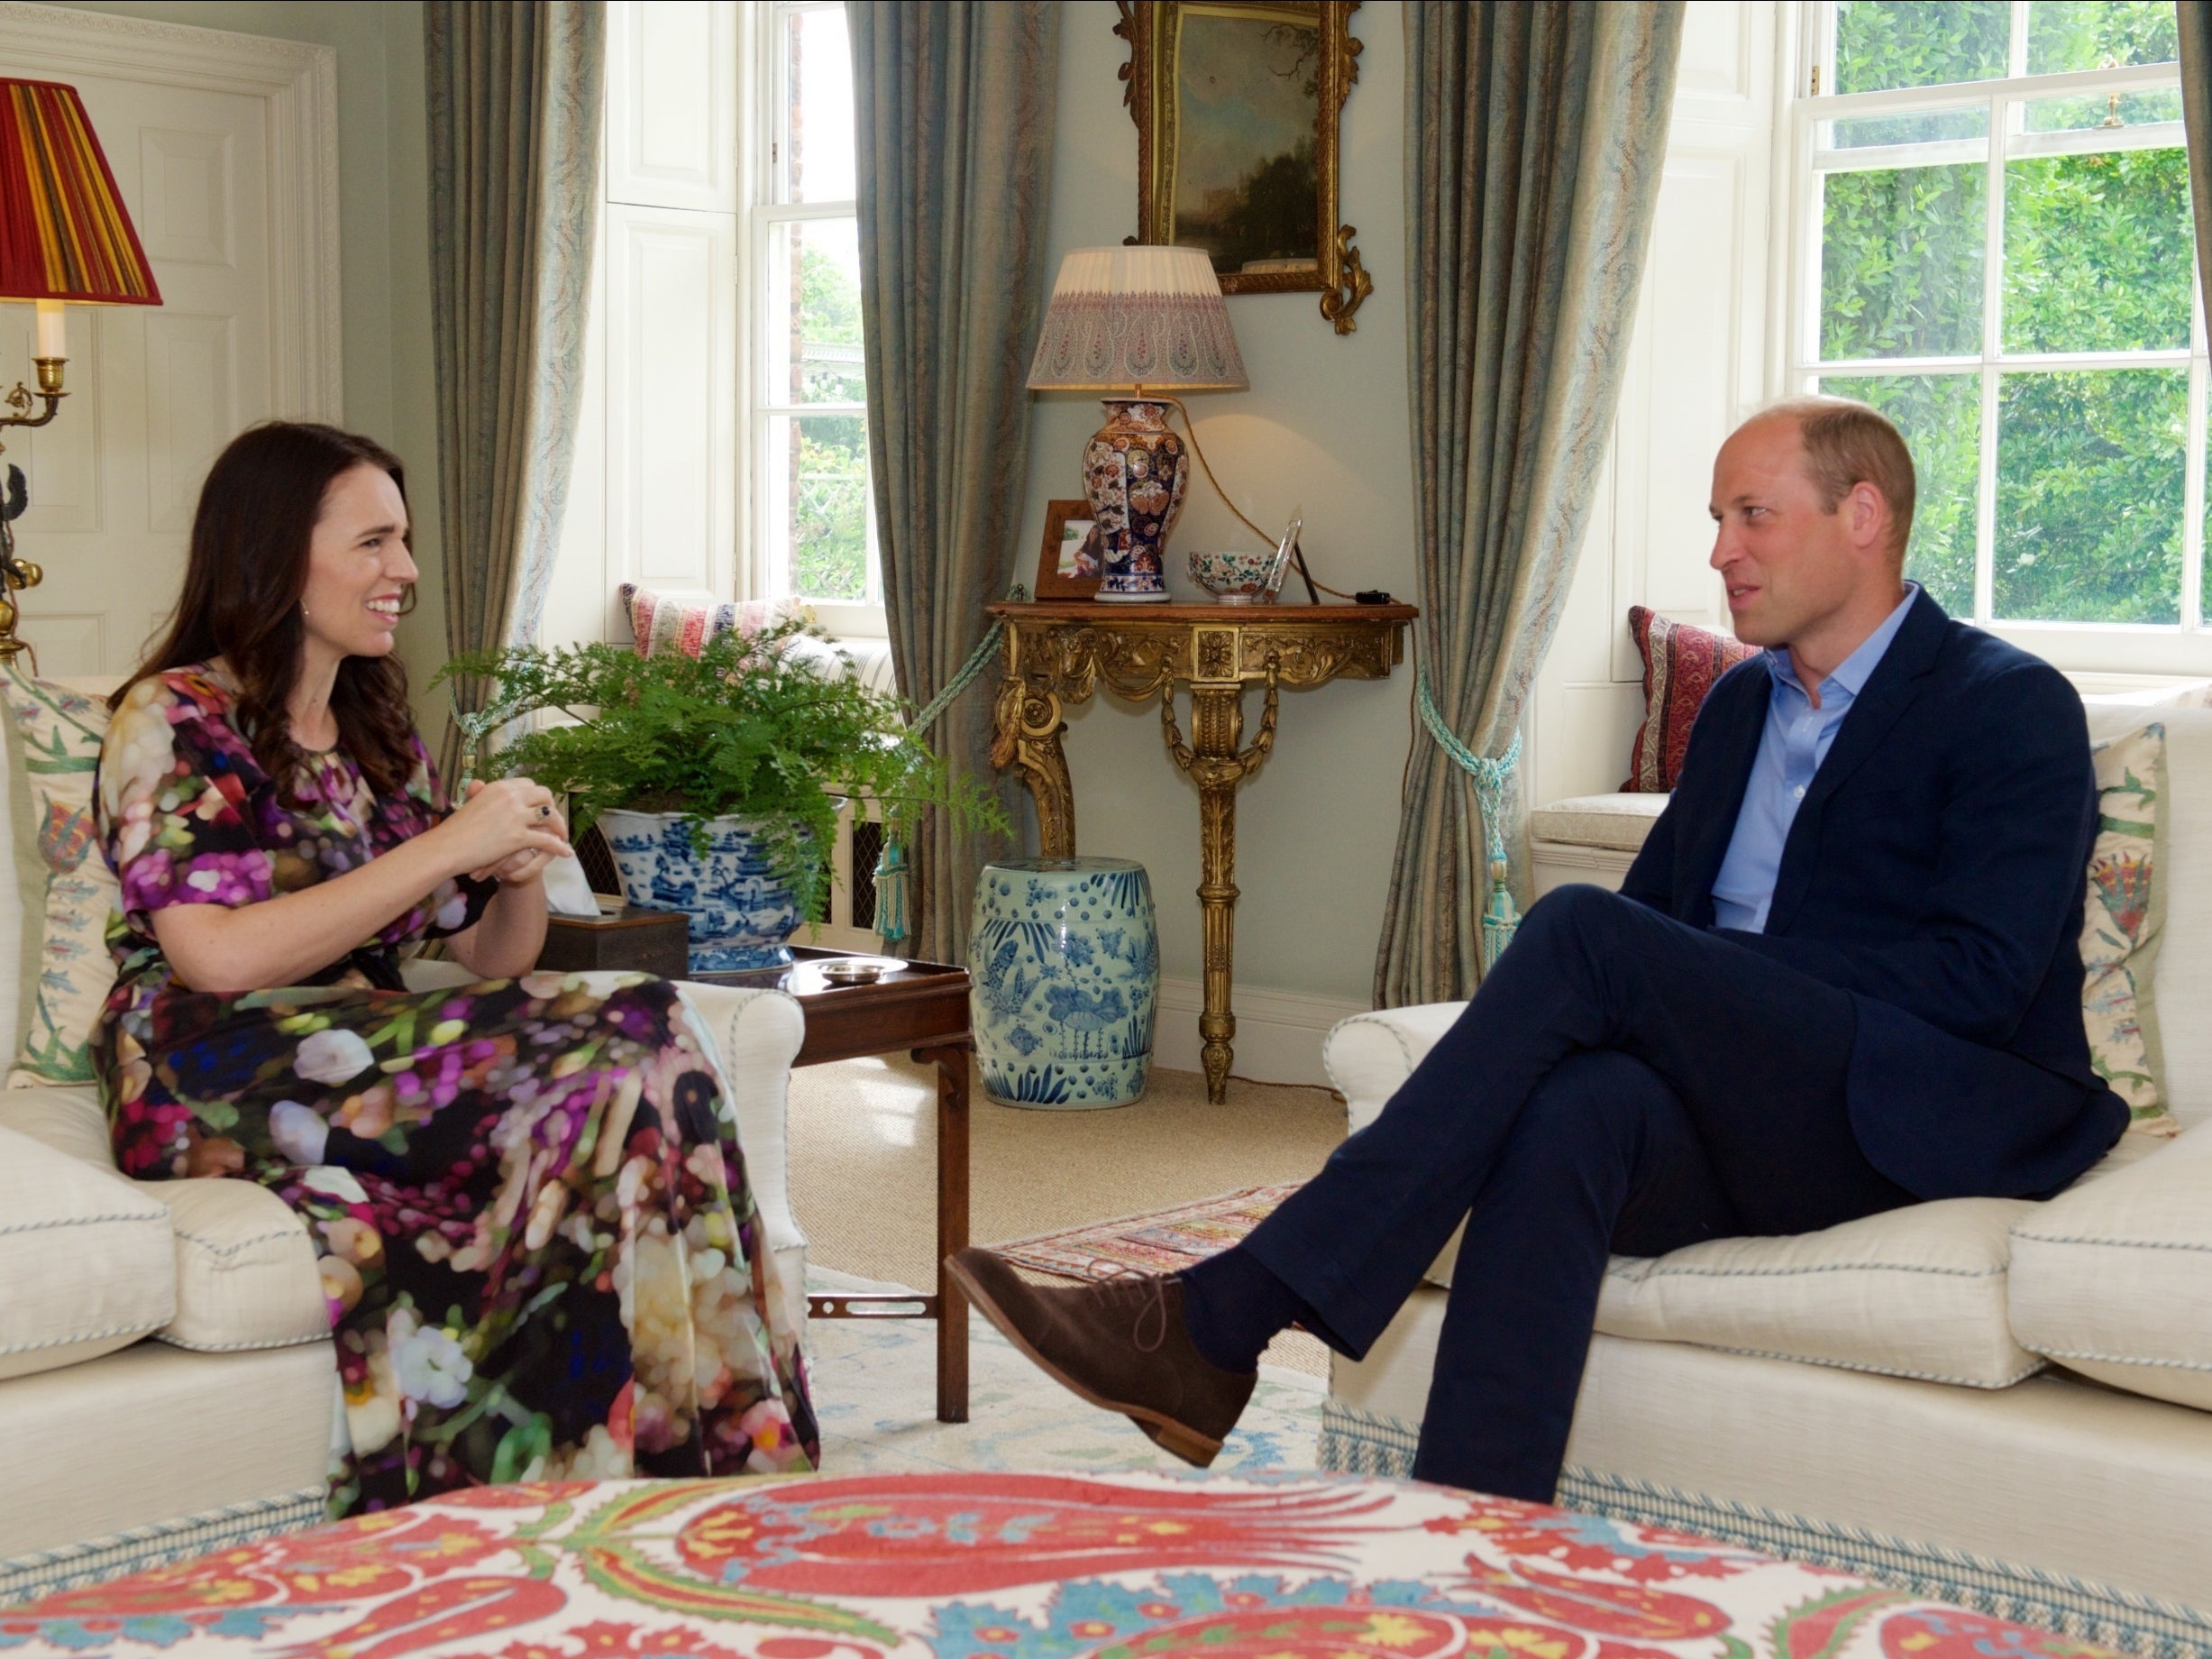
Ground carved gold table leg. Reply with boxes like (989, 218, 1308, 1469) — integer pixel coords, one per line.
(992, 672, 1078, 858)
(1163, 660, 1280, 1104)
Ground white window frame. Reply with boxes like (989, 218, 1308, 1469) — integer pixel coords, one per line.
(746, 0, 886, 639)
(1785, 1, 2207, 675)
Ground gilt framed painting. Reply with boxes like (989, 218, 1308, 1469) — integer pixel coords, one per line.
(1117, 0, 1372, 333)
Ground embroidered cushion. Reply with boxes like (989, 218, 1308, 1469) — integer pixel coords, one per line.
(1, 664, 119, 1087)
(618, 584, 809, 658)
(1621, 606, 1760, 793)
(2082, 722, 2175, 1137)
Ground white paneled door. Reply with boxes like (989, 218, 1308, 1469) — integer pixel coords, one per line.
(0, 3, 339, 676)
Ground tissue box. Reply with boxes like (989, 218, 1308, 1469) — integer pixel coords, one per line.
(537, 904, 690, 977)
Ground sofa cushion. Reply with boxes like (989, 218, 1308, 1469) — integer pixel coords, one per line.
(2099, 704, 2212, 1132)
(1529, 793, 1666, 854)
(1593, 1197, 2041, 1388)
(0, 1123, 172, 1381)
(619, 583, 807, 658)
(1, 664, 118, 1088)
(2082, 722, 2176, 1137)
(2009, 1123, 2212, 1410)
(153, 1177, 326, 1352)
(1622, 607, 1759, 793)
(0, 1079, 115, 1169)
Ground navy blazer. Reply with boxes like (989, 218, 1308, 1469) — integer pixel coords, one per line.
(1620, 590, 2127, 1199)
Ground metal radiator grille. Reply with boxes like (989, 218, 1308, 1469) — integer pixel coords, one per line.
(851, 819, 883, 930)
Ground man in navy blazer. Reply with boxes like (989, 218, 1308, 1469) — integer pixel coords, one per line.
(949, 399, 2128, 1499)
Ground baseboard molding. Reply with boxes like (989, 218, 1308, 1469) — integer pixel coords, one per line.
(1154, 976, 1366, 1091)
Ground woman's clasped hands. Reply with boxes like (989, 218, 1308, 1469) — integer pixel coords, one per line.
(447, 776, 571, 886)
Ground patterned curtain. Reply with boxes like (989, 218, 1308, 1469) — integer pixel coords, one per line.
(425, 1, 605, 781)
(1375, 1, 1684, 1009)
(2182, 5, 2212, 325)
(850, 1, 1059, 965)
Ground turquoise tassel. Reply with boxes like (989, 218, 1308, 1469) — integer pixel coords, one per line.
(873, 838, 910, 946)
(1479, 856, 1520, 972)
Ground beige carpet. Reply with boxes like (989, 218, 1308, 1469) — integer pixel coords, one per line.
(786, 1056, 1345, 1375)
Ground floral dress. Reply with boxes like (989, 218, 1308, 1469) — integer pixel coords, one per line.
(92, 663, 817, 1515)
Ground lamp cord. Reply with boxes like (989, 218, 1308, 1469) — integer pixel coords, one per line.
(1156, 394, 1358, 600)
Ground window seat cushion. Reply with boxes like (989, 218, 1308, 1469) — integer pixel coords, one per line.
(1530, 793, 1667, 853)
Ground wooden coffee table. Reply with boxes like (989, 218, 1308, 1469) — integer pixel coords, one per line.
(692, 948, 973, 1423)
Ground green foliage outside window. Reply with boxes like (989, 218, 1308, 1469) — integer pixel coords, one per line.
(792, 241, 870, 602)
(1834, 1, 2006, 95)
(1822, 1, 2196, 625)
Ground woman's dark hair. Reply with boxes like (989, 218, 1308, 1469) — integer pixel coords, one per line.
(119, 421, 420, 801)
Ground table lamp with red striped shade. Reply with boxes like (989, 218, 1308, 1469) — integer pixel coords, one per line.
(0, 78, 161, 660)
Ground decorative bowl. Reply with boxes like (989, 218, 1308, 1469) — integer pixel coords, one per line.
(1188, 549, 1281, 605)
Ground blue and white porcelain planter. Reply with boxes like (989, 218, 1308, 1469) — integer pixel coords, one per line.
(969, 857, 1158, 1109)
(597, 808, 805, 974)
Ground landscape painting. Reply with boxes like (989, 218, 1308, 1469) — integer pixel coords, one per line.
(1168, 5, 1321, 275)
(1120, 0, 1372, 331)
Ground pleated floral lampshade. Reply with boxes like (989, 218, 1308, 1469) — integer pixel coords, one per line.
(1027, 247, 1247, 601)
(1027, 245, 1247, 393)
(0, 78, 161, 335)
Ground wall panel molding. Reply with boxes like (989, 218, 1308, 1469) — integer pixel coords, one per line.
(0, 1, 341, 420)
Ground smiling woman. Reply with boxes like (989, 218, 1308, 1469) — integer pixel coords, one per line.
(89, 422, 818, 1518)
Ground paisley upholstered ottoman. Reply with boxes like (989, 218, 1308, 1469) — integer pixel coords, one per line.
(0, 1471, 2118, 1659)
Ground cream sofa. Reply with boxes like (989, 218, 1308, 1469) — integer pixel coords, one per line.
(0, 680, 813, 1606)
(1319, 700, 2212, 1651)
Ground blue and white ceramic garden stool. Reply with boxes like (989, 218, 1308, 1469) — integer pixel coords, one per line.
(968, 857, 1159, 1108)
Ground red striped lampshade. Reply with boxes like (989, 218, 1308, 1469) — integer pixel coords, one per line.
(0, 78, 160, 306)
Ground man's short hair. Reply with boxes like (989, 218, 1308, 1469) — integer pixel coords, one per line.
(1757, 396, 1916, 564)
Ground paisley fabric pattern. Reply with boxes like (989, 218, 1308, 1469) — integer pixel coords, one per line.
(851, 0, 1055, 963)
(1, 663, 120, 1086)
(0, 1471, 2125, 1658)
(1621, 606, 1761, 793)
(2081, 723, 2174, 1136)
(425, 0, 606, 788)
(88, 664, 817, 1516)
(1377, 4, 1685, 1004)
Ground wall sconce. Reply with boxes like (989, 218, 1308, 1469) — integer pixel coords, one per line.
(0, 78, 162, 662)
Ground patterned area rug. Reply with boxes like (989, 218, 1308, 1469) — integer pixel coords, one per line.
(807, 1268, 1321, 1476)
(0, 1469, 2122, 1657)
(989, 1182, 1300, 1280)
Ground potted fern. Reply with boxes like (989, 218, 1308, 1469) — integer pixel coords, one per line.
(438, 620, 1002, 971)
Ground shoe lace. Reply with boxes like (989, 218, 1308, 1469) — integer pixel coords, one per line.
(1083, 1264, 1171, 1354)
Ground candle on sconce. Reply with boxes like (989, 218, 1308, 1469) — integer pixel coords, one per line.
(33, 301, 65, 361)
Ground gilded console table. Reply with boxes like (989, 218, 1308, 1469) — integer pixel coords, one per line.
(986, 600, 1418, 1103)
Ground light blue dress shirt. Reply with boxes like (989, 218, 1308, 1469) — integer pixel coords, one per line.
(1709, 585, 1921, 933)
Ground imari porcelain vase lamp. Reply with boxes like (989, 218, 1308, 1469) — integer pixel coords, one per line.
(0, 79, 163, 660)
(1026, 247, 1248, 602)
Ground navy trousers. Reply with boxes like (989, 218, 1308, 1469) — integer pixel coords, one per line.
(1237, 883, 2077, 1500)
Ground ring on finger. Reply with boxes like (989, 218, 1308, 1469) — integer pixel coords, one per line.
(537, 804, 553, 819)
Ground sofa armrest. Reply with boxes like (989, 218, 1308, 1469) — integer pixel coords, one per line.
(0, 1124, 173, 1381)
(2009, 1123, 2212, 1411)
(1323, 1002, 1468, 1133)
(670, 981, 808, 1261)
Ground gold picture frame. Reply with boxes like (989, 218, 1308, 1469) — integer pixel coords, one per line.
(1116, 0, 1372, 335)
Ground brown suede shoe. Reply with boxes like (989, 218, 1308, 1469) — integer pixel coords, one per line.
(946, 1247, 1257, 1467)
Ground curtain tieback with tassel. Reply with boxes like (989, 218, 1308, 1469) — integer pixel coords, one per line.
(1415, 665, 1522, 971)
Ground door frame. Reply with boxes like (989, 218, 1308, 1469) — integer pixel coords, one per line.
(0, 0, 343, 417)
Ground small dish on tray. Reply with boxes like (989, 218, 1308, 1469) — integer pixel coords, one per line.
(816, 956, 908, 985)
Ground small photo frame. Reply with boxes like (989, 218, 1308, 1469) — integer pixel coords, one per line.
(1035, 499, 1103, 599)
